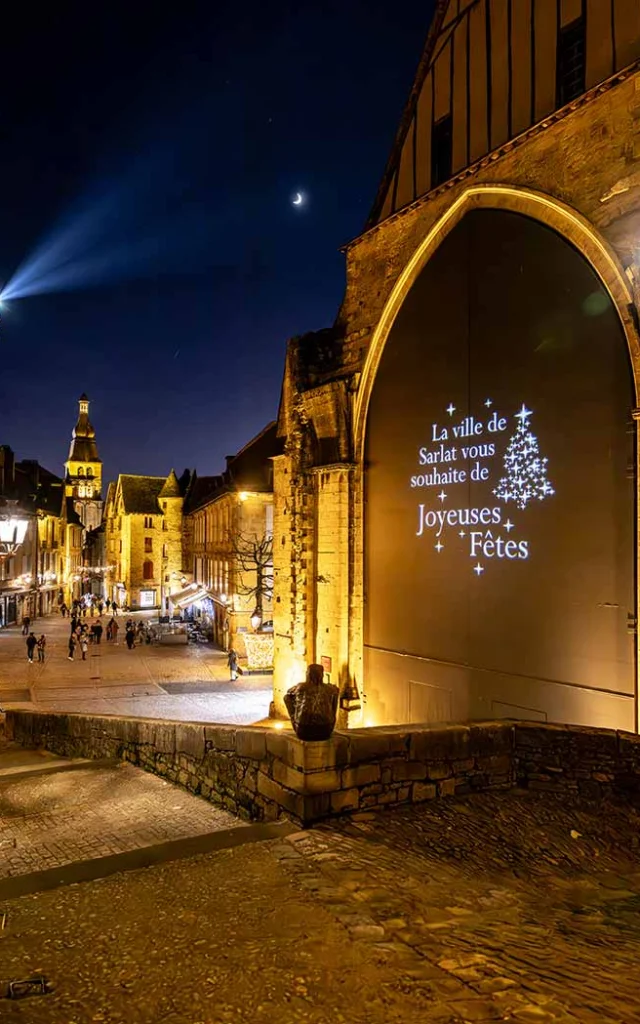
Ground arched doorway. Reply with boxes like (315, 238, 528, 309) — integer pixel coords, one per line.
(363, 208, 636, 730)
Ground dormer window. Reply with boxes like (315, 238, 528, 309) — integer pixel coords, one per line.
(77, 467, 84, 476)
(87, 468, 93, 478)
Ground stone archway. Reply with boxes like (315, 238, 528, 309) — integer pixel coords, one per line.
(352, 186, 640, 732)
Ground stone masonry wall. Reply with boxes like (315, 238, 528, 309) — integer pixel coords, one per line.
(7, 712, 640, 826)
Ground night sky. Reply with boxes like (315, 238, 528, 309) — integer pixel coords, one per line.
(0, 1, 434, 487)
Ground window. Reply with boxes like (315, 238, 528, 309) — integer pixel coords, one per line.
(163, 520, 168, 531)
(162, 543, 167, 558)
(77, 467, 84, 476)
(144, 537, 153, 553)
(431, 114, 452, 188)
(143, 560, 154, 580)
(144, 516, 154, 528)
(556, 16, 586, 107)
(119, 540, 123, 553)
(162, 501, 167, 511)
(87, 468, 93, 478)
(85, 486, 93, 498)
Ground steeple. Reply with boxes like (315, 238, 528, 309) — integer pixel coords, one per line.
(64, 393, 103, 531)
(68, 393, 100, 463)
(159, 469, 181, 499)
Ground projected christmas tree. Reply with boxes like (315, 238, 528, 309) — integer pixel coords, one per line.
(493, 405, 554, 511)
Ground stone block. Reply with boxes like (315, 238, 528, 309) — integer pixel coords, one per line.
(469, 722, 514, 757)
(272, 760, 305, 792)
(424, 762, 453, 780)
(302, 792, 332, 822)
(390, 760, 427, 782)
(341, 763, 381, 788)
(304, 768, 342, 794)
(175, 724, 205, 761)
(413, 782, 437, 802)
(438, 778, 456, 798)
(409, 726, 470, 763)
(257, 771, 304, 817)
(204, 726, 237, 752)
(330, 788, 360, 813)
(347, 729, 393, 763)
(235, 730, 268, 761)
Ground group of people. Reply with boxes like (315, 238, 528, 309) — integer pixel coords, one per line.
(59, 597, 120, 619)
(25, 632, 46, 663)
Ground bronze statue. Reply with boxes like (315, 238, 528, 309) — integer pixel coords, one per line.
(284, 664, 339, 740)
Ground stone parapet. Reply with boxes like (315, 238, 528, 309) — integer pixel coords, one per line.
(6, 712, 640, 825)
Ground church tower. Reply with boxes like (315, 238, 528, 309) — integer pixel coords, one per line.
(65, 393, 103, 530)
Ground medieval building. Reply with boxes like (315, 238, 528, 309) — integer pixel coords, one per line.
(64, 394, 103, 532)
(273, 1, 640, 732)
(103, 470, 190, 611)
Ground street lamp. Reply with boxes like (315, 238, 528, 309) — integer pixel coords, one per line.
(0, 503, 30, 559)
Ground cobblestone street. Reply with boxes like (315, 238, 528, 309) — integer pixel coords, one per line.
(2, 789, 640, 1022)
(0, 613, 271, 723)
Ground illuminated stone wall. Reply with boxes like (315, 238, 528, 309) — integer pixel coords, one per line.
(273, 62, 640, 728)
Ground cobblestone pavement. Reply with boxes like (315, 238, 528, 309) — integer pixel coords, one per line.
(2, 790, 640, 1022)
(0, 756, 242, 879)
(0, 613, 271, 724)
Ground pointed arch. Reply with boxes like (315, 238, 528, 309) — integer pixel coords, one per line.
(354, 184, 640, 462)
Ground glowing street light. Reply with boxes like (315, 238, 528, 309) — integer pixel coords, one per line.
(0, 503, 30, 559)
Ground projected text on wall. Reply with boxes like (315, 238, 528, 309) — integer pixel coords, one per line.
(411, 400, 554, 575)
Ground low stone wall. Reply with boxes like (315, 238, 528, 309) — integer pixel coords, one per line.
(6, 711, 640, 825)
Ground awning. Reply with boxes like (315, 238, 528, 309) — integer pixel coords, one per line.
(169, 585, 214, 609)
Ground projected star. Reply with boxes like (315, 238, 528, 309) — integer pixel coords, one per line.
(515, 404, 532, 424)
(459, 530, 466, 537)
(474, 563, 485, 576)
(438, 491, 447, 503)
(504, 519, 514, 532)
(484, 398, 493, 407)
(446, 403, 455, 416)
(435, 541, 444, 553)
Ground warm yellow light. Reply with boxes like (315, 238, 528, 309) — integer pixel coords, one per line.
(273, 721, 285, 731)
(239, 492, 249, 502)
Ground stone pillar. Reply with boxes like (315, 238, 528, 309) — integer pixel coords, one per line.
(272, 454, 313, 716)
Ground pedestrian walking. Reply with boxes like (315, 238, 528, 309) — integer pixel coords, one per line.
(37, 634, 46, 663)
(125, 626, 135, 650)
(111, 619, 119, 643)
(94, 621, 103, 644)
(112, 600, 118, 616)
(98, 601, 103, 616)
(68, 635, 76, 661)
(21, 615, 31, 636)
(227, 648, 239, 681)
(25, 632, 37, 663)
(105, 598, 111, 612)
(80, 636, 88, 660)
(60, 603, 67, 618)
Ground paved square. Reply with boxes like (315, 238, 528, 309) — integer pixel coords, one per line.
(0, 612, 272, 723)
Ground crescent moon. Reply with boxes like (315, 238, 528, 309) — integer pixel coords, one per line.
(293, 192, 303, 205)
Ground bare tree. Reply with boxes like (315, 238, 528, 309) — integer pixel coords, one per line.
(230, 530, 273, 620)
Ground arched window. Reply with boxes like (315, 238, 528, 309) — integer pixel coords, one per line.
(86, 468, 93, 478)
(143, 560, 154, 580)
(77, 467, 84, 476)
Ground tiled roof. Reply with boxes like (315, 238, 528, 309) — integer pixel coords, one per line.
(159, 469, 181, 498)
(119, 475, 167, 515)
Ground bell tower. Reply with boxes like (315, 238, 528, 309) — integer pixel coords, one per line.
(65, 393, 103, 530)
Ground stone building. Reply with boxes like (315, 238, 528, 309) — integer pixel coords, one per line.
(64, 394, 103, 532)
(182, 423, 278, 655)
(0, 445, 83, 625)
(274, 1, 640, 733)
(103, 470, 190, 611)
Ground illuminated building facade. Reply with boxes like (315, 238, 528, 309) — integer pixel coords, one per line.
(64, 393, 103, 532)
(104, 470, 190, 611)
(0, 445, 82, 626)
(182, 423, 278, 655)
(273, 1, 640, 732)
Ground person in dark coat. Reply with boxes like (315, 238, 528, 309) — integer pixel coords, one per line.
(37, 635, 46, 663)
(125, 626, 135, 650)
(68, 635, 76, 661)
(227, 648, 239, 681)
(94, 621, 103, 644)
(22, 615, 31, 636)
(25, 632, 37, 663)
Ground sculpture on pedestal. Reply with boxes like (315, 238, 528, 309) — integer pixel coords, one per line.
(284, 664, 339, 740)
